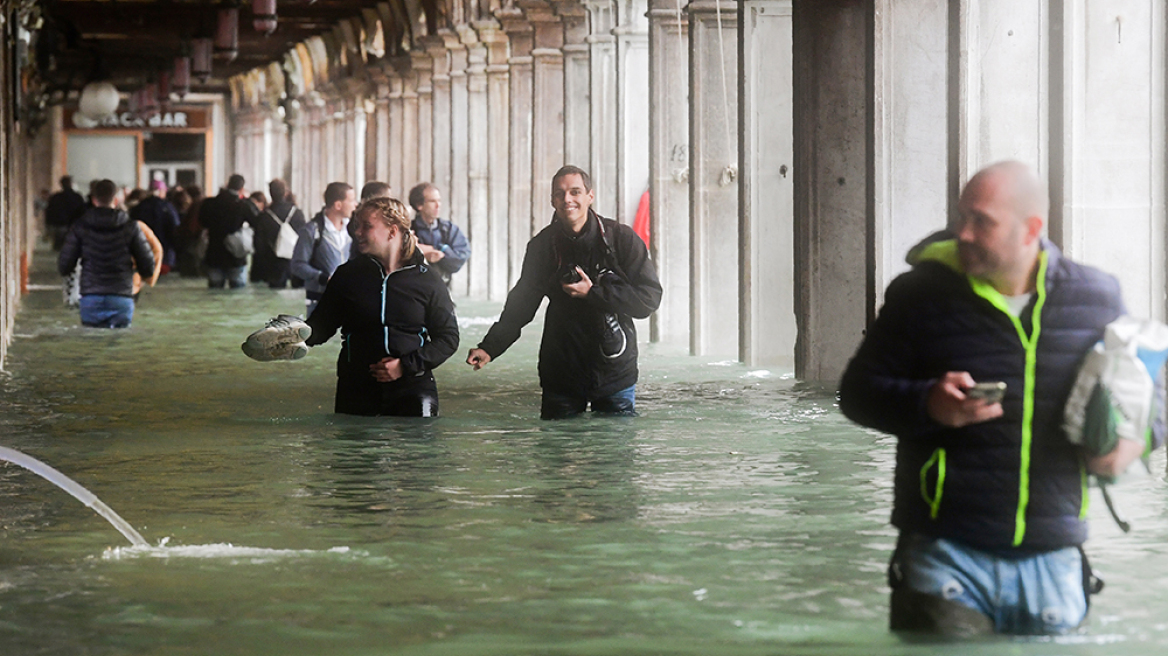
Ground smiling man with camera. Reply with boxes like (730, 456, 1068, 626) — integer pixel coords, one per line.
(466, 165, 662, 419)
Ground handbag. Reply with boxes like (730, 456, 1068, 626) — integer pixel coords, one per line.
(224, 221, 255, 258)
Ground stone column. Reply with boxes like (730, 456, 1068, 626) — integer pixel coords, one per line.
(792, 0, 869, 381)
(527, 3, 565, 234)
(449, 32, 471, 296)
(400, 65, 420, 192)
(388, 75, 406, 195)
(585, 0, 618, 218)
(412, 50, 435, 185)
(374, 82, 391, 184)
(428, 37, 454, 203)
(647, 0, 690, 347)
(559, 2, 592, 171)
(480, 22, 513, 301)
(739, 0, 794, 368)
(615, 0, 650, 225)
(688, 1, 738, 358)
(465, 27, 492, 298)
(498, 9, 536, 283)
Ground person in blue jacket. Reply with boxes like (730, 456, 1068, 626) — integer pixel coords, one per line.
(290, 182, 358, 316)
(408, 182, 470, 285)
(839, 161, 1134, 636)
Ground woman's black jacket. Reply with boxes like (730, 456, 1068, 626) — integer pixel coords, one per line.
(305, 251, 459, 381)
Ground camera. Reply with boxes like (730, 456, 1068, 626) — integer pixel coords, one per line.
(560, 266, 582, 285)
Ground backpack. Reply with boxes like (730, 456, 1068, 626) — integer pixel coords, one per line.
(268, 206, 299, 259)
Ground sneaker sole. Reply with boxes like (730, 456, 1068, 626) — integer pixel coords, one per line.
(245, 323, 312, 350)
(241, 341, 308, 362)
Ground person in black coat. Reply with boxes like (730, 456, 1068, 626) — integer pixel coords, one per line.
(200, 173, 252, 289)
(57, 179, 155, 328)
(45, 175, 87, 251)
(305, 197, 459, 417)
(130, 180, 182, 273)
(251, 178, 307, 288)
(466, 166, 663, 419)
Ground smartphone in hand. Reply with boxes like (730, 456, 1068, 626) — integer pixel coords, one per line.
(966, 381, 1006, 403)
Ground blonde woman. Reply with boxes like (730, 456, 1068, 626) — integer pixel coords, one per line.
(304, 197, 459, 417)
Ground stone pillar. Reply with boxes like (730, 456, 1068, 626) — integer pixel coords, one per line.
(560, 3, 592, 170)
(388, 76, 406, 195)
(792, 0, 869, 382)
(413, 50, 435, 185)
(688, 1, 738, 358)
(647, 0, 690, 347)
(528, 3, 565, 234)
(585, 0, 618, 218)
(1051, 1, 1166, 320)
(615, 0, 650, 225)
(374, 82, 391, 184)
(465, 29, 492, 298)
(481, 22, 513, 301)
(739, 0, 795, 368)
(498, 10, 536, 283)
(449, 32, 471, 296)
(428, 37, 454, 203)
(400, 67, 420, 192)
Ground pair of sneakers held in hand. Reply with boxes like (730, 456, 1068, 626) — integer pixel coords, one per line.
(242, 314, 312, 361)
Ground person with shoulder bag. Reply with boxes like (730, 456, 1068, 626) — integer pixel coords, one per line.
(290, 182, 357, 315)
(201, 173, 254, 289)
(252, 179, 307, 288)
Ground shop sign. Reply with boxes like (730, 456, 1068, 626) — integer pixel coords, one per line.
(67, 108, 210, 130)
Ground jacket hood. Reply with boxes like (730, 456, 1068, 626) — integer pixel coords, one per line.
(914, 237, 1063, 278)
(81, 206, 130, 230)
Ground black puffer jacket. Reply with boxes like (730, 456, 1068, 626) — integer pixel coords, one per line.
(58, 207, 155, 297)
(839, 239, 1124, 551)
(478, 211, 663, 398)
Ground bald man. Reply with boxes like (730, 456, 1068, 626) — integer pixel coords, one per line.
(839, 161, 1128, 636)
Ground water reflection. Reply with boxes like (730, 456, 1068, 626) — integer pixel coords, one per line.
(305, 423, 453, 524)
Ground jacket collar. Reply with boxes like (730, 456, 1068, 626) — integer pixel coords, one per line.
(915, 237, 1062, 287)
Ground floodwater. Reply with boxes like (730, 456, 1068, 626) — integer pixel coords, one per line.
(2, 246, 1167, 656)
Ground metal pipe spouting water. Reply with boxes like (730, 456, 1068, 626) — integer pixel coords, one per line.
(0, 445, 148, 547)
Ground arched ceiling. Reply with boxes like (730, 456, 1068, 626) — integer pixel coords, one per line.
(33, 0, 446, 96)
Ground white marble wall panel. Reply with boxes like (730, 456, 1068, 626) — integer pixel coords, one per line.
(647, 0, 690, 347)
(872, 0, 949, 296)
(739, 0, 794, 368)
(1060, 0, 1166, 319)
(689, 1, 738, 358)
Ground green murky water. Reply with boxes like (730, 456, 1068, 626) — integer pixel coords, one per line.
(2, 246, 1167, 655)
